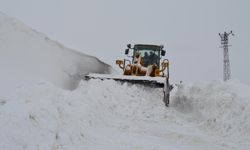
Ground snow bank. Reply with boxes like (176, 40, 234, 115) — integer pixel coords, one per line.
(1, 79, 249, 150)
(172, 80, 250, 144)
(0, 80, 165, 150)
(0, 12, 112, 97)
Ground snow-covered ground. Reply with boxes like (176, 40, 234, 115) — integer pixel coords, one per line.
(0, 12, 250, 150)
(1, 79, 250, 150)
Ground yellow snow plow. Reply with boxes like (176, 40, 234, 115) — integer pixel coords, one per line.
(85, 44, 172, 106)
(116, 44, 171, 106)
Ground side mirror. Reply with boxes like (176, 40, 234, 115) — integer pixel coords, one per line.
(125, 49, 129, 55)
(127, 44, 131, 49)
(161, 50, 166, 56)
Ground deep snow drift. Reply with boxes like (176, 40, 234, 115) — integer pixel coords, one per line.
(172, 80, 250, 146)
(0, 12, 112, 97)
(0, 79, 249, 150)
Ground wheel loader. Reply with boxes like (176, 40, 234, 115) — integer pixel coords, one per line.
(85, 44, 171, 107)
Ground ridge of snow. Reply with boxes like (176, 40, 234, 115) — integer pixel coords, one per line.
(172, 79, 250, 144)
(0, 12, 112, 97)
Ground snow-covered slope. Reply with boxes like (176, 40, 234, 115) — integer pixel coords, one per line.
(0, 79, 249, 150)
(0, 12, 112, 96)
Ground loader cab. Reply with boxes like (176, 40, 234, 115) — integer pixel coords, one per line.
(132, 44, 164, 68)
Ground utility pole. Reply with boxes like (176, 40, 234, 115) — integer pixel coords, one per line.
(219, 31, 234, 81)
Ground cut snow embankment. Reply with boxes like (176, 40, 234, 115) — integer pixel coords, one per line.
(172, 80, 250, 144)
(1, 79, 249, 150)
(0, 12, 112, 97)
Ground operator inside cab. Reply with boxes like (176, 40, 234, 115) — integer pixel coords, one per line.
(131, 52, 154, 76)
(133, 52, 142, 66)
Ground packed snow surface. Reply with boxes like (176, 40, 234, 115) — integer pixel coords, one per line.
(1, 79, 250, 150)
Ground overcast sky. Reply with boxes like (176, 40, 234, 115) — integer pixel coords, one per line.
(1, 0, 250, 84)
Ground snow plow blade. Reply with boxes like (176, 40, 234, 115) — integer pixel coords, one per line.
(85, 74, 164, 87)
(85, 73, 171, 107)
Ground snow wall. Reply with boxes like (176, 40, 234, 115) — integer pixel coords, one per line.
(171, 80, 250, 144)
(0, 12, 112, 96)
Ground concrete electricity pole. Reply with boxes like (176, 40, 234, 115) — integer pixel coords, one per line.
(219, 31, 234, 81)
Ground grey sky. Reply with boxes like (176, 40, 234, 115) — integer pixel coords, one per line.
(1, 0, 250, 84)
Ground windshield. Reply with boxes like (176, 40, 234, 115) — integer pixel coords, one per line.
(133, 49, 160, 67)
